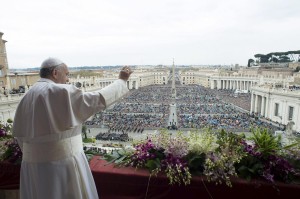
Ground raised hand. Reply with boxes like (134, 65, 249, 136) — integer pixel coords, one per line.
(119, 66, 133, 81)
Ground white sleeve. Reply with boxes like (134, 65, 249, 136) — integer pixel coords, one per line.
(98, 79, 129, 107)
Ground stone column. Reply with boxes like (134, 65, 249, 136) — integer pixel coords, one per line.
(265, 97, 269, 118)
(250, 93, 254, 113)
(254, 94, 258, 113)
(217, 80, 221, 89)
(210, 80, 214, 89)
(281, 100, 287, 125)
(261, 96, 265, 117)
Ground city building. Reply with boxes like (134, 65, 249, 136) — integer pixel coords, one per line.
(1, 32, 300, 132)
(251, 85, 300, 132)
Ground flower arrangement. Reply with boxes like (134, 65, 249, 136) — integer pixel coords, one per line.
(0, 119, 13, 137)
(104, 128, 300, 187)
(0, 119, 22, 164)
(236, 128, 298, 183)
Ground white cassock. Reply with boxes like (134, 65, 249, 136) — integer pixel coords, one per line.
(13, 78, 129, 199)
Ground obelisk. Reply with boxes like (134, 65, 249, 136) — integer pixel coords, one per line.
(168, 59, 178, 129)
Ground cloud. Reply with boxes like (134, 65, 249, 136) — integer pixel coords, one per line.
(1, 0, 300, 68)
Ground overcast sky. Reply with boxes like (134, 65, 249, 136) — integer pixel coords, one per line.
(1, 0, 299, 69)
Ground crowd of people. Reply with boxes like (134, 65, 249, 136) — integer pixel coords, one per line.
(85, 83, 281, 133)
(95, 131, 129, 142)
(122, 86, 172, 103)
(178, 113, 279, 132)
(214, 89, 251, 111)
(108, 102, 169, 114)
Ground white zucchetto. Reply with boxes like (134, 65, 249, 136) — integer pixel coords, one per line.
(41, 57, 64, 69)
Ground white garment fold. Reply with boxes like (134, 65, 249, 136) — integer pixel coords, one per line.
(13, 78, 129, 199)
(22, 134, 83, 163)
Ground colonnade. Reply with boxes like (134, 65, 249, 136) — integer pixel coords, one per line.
(69, 77, 138, 90)
(250, 86, 300, 131)
(0, 77, 141, 122)
(210, 79, 255, 90)
(250, 92, 269, 117)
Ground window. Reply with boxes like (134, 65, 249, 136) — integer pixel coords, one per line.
(21, 78, 26, 85)
(11, 79, 16, 86)
(274, 103, 279, 116)
(288, 106, 294, 121)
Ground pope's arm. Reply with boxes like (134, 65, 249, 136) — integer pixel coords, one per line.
(98, 79, 129, 108)
(97, 66, 132, 108)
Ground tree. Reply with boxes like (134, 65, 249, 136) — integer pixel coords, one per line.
(271, 56, 278, 63)
(287, 50, 300, 62)
(247, 59, 254, 67)
(82, 125, 87, 139)
(254, 54, 270, 63)
(279, 55, 290, 63)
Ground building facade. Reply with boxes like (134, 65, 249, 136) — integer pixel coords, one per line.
(0, 32, 9, 89)
(2, 32, 300, 130)
(251, 85, 300, 132)
(180, 68, 218, 87)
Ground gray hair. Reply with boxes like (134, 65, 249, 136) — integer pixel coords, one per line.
(39, 57, 65, 78)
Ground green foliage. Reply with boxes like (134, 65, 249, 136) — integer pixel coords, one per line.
(82, 138, 95, 143)
(85, 150, 103, 162)
(185, 152, 206, 175)
(253, 50, 300, 63)
(82, 125, 87, 139)
(249, 127, 281, 156)
(102, 148, 134, 166)
(203, 130, 246, 187)
(247, 59, 254, 67)
(0, 119, 23, 164)
(254, 54, 270, 63)
(149, 148, 165, 160)
(188, 128, 218, 154)
(102, 128, 299, 187)
(236, 155, 264, 181)
(145, 158, 161, 171)
(0, 119, 13, 136)
(235, 128, 298, 183)
(0, 141, 22, 164)
(216, 129, 244, 151)
(215, 129, 246, 160)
